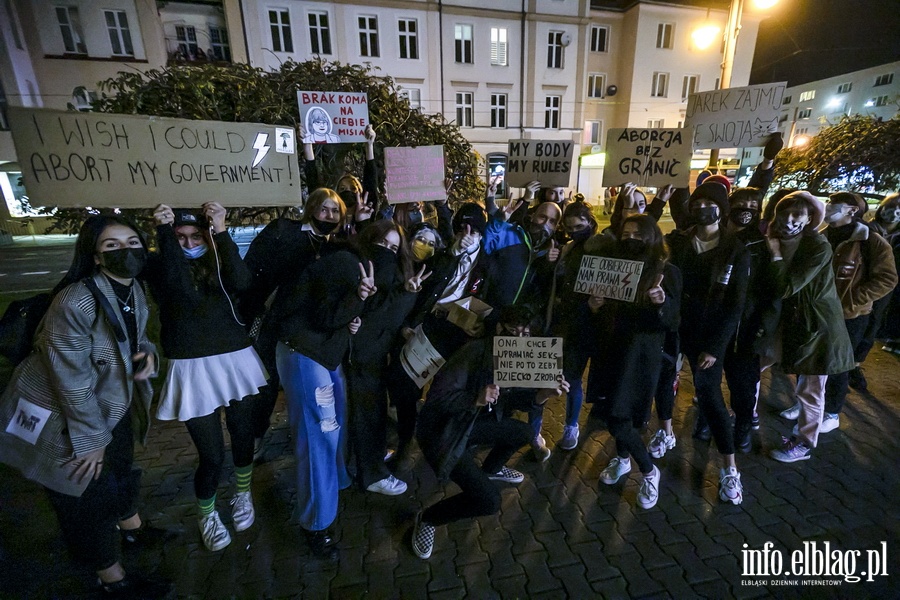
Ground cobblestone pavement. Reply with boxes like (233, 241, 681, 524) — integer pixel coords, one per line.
(1, 346, 898, 599)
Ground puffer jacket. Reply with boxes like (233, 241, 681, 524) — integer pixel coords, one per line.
(831, 221, 897, 319)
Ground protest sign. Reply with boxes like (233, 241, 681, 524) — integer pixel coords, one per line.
(603, 128, 692, 187)
(683, 82, 787, 149)
(493, 336, 563, 389)
(400, 325, 446, 389)
(505, 139, 574, 188)
(574, 255, 645, 302)
(384, 145, 446, 204)
(297, 91, 369, 143)
(8, 107, 300, 208)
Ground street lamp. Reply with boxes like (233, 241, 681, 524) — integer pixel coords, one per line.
(700, 0, 781, 171)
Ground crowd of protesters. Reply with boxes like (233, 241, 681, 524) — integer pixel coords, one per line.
(0, 127, 897, 598)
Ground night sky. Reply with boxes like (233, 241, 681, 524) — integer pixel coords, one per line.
(750, 0, 900, 86)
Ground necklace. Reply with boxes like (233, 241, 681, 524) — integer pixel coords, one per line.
(117, 285, 135, 313)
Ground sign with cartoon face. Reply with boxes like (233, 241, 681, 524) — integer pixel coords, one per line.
(297, 91, 370, 144)
(683, 82, 787, 149)
(8, 107, 301, 208)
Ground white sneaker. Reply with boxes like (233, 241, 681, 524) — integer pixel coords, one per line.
(230, 491, 255, 532)
(599, 456, 632, 485)
(199, 511, 232, 552)
(366, 475, 408, 496)
(531, 434, 551, 462)
(718, 467, 743, 505)
(780, 402, 801, 421)
(637, 465, 660, 509)
(557, 425, 579, 450)
(647, 430, 676, 459)
(820, 412, 840, 433)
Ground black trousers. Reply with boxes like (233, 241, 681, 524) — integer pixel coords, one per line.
(609, 417, 653, 474)
(825, 315, 869, 414)
(653, 353, 678, 422)
(688, 354, 735, 455)
(858, 292, 892, 362)
(723, 346, 759, 433)
(386, 353, 422, 453)
(184, 399, 254, 500)
(422, 416, 531, 526)
(45, 414, 140, 572)
(347, 365, 391, 489)
(250, 317, 281, 439)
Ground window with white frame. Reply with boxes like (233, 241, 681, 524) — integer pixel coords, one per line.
(456, 92, 473, 127)
(398, 88, 421, 110)
(836, 82, 852, 94)
(799, 90, 815, 101)
(104, 10, 133, 56)
(585, 120, 602, 145)
(590, 25, 608, 52)
(455, 24, 473, 64)
(783, 95, 792, 105)
(398, 19, 418, 59)
(871, 95, 890, 107)
(56, 6, 86, 54)
(308, 11, 331, 55)
(587, 73, 605, 99)
(547, 31, 564, 68)
(874, 73, 894, 86)
(490, 93, 507, 128)
(797, 108, 812, 118)
(209, 26, 231, 61)
(651, 72, 669, 98)
(358, 16, 379, 57)
(490, 27, 507, 66)
(268, 9, 293, 53)
(545, 95, 561, 129)
(656, 23, 674, 49)
(175, 25, 198, 57)
(682, 75, 699, 100)
(648, 118, 664, 128)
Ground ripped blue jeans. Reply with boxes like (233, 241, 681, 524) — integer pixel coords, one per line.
(276, 343, 351, 531)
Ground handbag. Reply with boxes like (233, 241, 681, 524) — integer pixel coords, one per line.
(0, 293, 51, 365)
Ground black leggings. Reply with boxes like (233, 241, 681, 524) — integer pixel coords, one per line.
(45, 414, 141, 572)
(825, 315, 869, 414)
(184, 399, 254, 500)
(422, 416, 531, 526)
(689, 354, 735, 455)
(608, 417, 653, 474)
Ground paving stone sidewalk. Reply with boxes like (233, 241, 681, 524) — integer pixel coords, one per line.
(1, 347, 898, 599)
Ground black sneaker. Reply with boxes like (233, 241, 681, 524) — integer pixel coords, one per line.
(100, 573, 172, 599)
(306, 529, 339, 561)
(848, 367, 868, 391)
(120, 524, 177, 550)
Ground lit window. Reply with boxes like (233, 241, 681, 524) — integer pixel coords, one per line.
(799, 90, 815, 102)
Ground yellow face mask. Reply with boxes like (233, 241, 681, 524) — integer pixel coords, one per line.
(412, 239, 435, 261)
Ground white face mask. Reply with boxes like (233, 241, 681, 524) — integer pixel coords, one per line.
(825, 204, 850, 223)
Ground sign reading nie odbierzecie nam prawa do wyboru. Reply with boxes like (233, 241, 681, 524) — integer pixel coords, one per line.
(8, 107, 301, 208)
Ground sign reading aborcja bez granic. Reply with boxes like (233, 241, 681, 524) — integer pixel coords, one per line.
(9, 107, 301, 208)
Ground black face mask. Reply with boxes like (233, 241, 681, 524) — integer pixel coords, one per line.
(338, 190, 358, 210)
(311, 217, 339, 235)
(568, 228, 592, 243)
(528, 223, 552, 248)
(407, 211, 424, 226)
(100, 247, 147, 279)
(691, 206, 720, 226)
(729, 207, 759, 228)
(620, 238, 646, 256)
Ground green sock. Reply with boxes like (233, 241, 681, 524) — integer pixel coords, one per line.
(198, 494, 216, 516)
(235, 464, 253, 493)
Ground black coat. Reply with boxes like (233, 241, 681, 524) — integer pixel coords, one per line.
(590, 261, 682, 423)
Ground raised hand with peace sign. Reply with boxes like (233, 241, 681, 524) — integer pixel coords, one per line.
(405, 264, 433, 293)
(500, 199, 524, 223)
(357, 261, 377, 300)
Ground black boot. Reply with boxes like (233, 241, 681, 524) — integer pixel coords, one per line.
(848, 367, 868, 391)
(306, 529, 339, 561)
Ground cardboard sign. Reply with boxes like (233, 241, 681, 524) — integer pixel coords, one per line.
(683, 82, 787, 149)
(505, 139, 574, 188)
(493, 336, 563, 389)
(399, 325, 446, 389)
(8, 107, 300, 208)
(603, 128, 692, 187)
(384, 145, 446, 204)
(574, 255, 644, 302)
(447, 297, 493, 333)
(297, 91, 369, 143)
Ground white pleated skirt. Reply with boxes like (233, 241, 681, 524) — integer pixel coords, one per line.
(156, 347, 269, 421)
